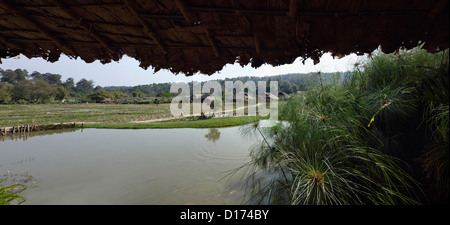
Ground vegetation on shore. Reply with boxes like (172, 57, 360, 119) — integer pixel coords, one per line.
(0, 170, 34, 205)
(232, 45, 449, 205)
(0, 181, 27, 205)
(80, 115, 266, 129)
(0, 68, 174, 104)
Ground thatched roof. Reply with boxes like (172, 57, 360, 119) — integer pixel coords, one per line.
(0, 0, 448, 76)
(278, 92, 289, 99)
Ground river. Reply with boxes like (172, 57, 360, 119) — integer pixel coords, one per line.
(0, 126, 258, 205)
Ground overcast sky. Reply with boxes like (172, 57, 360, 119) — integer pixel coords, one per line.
(0, 52, 363, 87)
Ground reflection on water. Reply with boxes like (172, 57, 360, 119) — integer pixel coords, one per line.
(0, 128, 80, 142)
(204, 128, 221, 143)
(0, 127, 256, 205)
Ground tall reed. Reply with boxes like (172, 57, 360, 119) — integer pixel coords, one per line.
(233, 45, 448, 205)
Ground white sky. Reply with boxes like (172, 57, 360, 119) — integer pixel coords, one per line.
(0, 52, 363, 87)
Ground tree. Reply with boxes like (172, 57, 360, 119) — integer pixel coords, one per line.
(31, 79, 55, 103)
(62, 77, 75, 93)
(75, 78, 94, 94)
(110, 90, 129, 100)
(30, 71, 44, 80)
(88, 88, 112, 103)
(132, 89, 144, 97)
(0, 69, 29, 84)
(11, 79, 55, 103)
(157, 90, 172, 98)
(11, 80, 31, 101)
(43, 73, 62, 86)
(280, 80, 294, 94)
(0, 82, 13, 104)
(55, 86, 69, 102)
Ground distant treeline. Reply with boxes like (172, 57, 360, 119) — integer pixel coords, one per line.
(0, 67, 350, 104)
(104, 72, 351, 95)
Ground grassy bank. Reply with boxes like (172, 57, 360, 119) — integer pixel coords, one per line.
(0, 103, 267, 129)
(79, 116, 265, 129)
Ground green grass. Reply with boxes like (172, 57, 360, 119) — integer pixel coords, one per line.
(0, 182, 26, 205)
(80, 116, 266, 129)
(230, 45, 449, 205)
(0, 100, 270, 129)
(0, 103, 173, 127)
(0, 103, 267, 129)
(0, 176, 29, 205)
(0, 102, 268, 127)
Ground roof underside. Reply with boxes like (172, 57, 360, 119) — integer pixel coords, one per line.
(0, 0, 448, 76)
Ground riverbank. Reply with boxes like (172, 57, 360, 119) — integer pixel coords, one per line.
(80, 115, 265, 129)
(0, 103, 267, 133)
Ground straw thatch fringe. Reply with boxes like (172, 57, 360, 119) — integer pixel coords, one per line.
(0, 0, 448, 75)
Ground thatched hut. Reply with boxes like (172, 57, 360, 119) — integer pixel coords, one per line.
(278, 92, 290, 100)
(265, 92, 279, 102)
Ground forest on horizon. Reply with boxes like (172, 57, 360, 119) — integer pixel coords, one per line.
(0, 67, 350, 104)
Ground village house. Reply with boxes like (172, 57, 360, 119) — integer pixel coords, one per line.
(278, 92, 290, 100)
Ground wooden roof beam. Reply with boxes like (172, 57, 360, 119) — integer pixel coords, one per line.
(175, 0, 220, 57)
(205, 28, 220, 57)
(122, 0, 167, 54)
(21, 3, 124, 10)
(48, 0, 114, 54)
(0, 34, 22, 50)
(289, 0, 298, 18)
(428, 0, 448, 19)
(0, 0, 76, 55)
(254, 35, 261, 56)
(175, 0, 194, 24)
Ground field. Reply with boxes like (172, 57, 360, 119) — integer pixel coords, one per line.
(0, 103, 173, 127)
(0, 103, 264, 129)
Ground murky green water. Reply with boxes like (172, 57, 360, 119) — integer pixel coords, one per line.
(0, 126, 256, 205)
